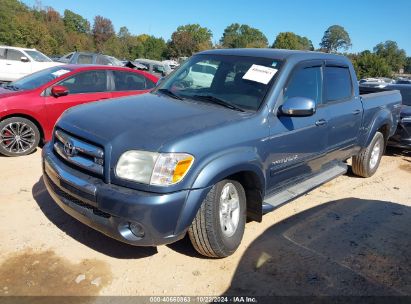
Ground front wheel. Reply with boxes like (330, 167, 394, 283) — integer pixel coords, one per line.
(188, 180, 246, 258)
(352, 131, 384, 177)
(0, 117, 40, 157)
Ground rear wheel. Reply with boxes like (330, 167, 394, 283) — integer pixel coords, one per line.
(188, 180, 246, 258)
(352, 131, 384, 177)
(0, 117, 40, 157)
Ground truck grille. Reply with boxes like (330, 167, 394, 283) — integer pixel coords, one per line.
(53, 129, 104, 176)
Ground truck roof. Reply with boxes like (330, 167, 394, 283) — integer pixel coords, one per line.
(198, 48, 347, 62)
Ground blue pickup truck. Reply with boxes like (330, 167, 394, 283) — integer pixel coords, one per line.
(42, 49, 402, 257)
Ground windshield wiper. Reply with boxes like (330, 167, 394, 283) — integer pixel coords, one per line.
(192, 95, 245, 112)
(157, 88, 184, 100)
(4, 84, 20, 91)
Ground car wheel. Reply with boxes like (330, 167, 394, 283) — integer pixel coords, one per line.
(352, 131, 384, 177)
(0, 117, 40, 157)
(188, 179, 246, 258)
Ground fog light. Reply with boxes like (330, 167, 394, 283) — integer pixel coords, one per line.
(129, 222, 145, 238)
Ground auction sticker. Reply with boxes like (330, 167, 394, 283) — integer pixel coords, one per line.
(52, 69, 71, 77)
(242, 64, 277, 84)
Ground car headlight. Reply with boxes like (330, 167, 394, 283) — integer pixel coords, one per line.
(116, 150, 194, 186)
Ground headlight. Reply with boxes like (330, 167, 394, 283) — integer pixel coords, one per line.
(116, 150, 194, 186)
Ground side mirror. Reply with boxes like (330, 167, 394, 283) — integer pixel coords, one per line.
(20, 56, 29, 62)
(51, 85, 69, 97)
(280, 97, 316, 117)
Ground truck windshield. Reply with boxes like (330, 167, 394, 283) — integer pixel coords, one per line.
(6, 66, 72, 91)
(155, 54, 282, 111)
(25, 50, 53, 62)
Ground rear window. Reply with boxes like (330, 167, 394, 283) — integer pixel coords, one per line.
(325, 66, 352, 102)
(77, 54, 93, 64)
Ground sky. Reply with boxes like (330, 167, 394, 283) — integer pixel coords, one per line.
(22, 0, 411, 55)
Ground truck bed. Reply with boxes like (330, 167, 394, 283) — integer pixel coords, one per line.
(359, 89, 402, 144)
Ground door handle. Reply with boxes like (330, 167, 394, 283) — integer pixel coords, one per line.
(315, 119, 327, 126)
(352, 109, 361, 115)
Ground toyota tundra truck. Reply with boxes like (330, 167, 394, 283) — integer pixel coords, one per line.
(42, 49, 402, 258)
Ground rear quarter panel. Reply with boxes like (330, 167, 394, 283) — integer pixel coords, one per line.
(359, 90, 402, 146)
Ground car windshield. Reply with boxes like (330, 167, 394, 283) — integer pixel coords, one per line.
(25, 50, 52, 62)
(7, 66, 72, 91)
(108, 56, 123, 66)
(155, 54, 282, 111)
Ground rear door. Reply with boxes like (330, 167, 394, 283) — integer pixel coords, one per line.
(44, 69, 112, 131)
(323, 62, 362, 160)
(110, 70, 156, 98)
(267, 60, 329, 194)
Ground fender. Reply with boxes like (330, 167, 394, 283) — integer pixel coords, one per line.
(363, 109, 392, 147)
(174, 147, 266, 235)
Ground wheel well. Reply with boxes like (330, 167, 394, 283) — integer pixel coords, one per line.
(1, 114, 45, 144)
(226, 171, 264, 222)
(378, 124, 390, 145)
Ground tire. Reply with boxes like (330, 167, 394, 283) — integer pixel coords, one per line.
(0, 117, 40, 157)
(352, 131, 384, 178)
(188, 179, 246, 258)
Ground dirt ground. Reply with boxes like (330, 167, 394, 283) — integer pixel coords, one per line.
(0, 148, 410, 297)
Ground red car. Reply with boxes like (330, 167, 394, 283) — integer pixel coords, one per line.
(0, 65, 158, 156)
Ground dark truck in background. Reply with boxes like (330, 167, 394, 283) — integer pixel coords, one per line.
(360, 84, 411, 149)
(42, 49, 402, 258)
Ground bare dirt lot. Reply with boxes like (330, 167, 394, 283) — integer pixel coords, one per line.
(0, 148, 410, 297)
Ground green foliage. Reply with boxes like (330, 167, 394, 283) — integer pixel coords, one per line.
(272, 32, 313, 50)
(320, 25, 351, 53)
(63, 9, 90, 34)
(373, 41, 407, 73)
(167, 24, 212, 57)
(220, 23, 268, 48)
(350, 51, 392, 79)
(405, 57, 411, 74)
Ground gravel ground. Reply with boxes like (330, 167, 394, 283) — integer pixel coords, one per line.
(0, 148, 410, 297)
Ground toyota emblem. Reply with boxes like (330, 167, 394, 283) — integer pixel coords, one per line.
(63, 140, 76, 157)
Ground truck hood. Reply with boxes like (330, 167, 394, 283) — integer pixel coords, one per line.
(57, 93, 247, 152)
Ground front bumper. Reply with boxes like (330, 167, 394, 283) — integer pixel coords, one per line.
(42, 143, 209, 246)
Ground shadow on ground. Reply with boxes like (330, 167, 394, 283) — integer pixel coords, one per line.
(224, 198, 411, 296)
(32, 178, 157, 259)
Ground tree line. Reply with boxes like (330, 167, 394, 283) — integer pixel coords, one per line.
(1, 0, 410, 78)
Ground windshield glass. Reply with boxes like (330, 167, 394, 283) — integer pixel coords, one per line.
(155, 54, 282, 111)
(25, 50, 52, 62)
(108, 56, 123, 66)
(8, 66, 72, 90)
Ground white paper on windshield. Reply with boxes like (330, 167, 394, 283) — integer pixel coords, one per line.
(52, 69, 71, 77)
(242, 64, 278, 84)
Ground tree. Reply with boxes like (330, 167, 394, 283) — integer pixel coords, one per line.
(320, 25, 351, 53)
(220, 23, 268, 48)
(373, 41, 407, 73)
(272, 32, 313, 50)
(63, 9, 90, 34)
(167, 24, 212, 57)
(0, 0, 29, 45)
(351, 51, 392, 79)
(92, 15, 115, 51)
(137, 35, 167, 60)
(405, 57, 411, 74)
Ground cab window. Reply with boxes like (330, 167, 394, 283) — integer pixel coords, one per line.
(283, 66, 322, 104)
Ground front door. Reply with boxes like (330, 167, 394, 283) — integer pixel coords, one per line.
(44, 70, 112, 131)
(266, 61, 328, 195)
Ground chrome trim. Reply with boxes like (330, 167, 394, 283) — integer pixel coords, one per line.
(55, 130, 104, 158)
(44, 154, 97, 207)
(54, 142, 104, 175)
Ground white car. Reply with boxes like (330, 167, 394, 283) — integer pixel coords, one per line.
(0, 46, 63, 82)
(186, 62, 217, 88)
